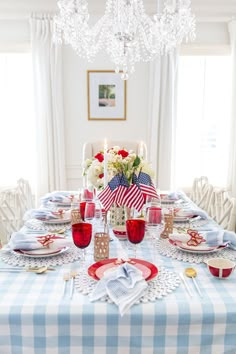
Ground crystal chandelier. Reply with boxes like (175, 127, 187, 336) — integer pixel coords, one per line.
(53, 0, 196, 79)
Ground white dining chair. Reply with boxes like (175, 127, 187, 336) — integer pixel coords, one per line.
(216, 192, 236, 232)
(0, 188, 21, 244)
(82, 140, 148, 162)
(0, 179, 34, 245)
(208, 187, 227, 222)
(190, 176, 209, 206)
(17, 178, 35, 217)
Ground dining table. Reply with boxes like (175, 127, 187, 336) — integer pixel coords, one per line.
(0, 192, 236, 354)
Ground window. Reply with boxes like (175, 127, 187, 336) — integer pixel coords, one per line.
(0, 53, 36, 191)
(175, 55, 232, 189)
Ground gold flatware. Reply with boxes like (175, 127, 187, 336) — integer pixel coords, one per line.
(26, 266, 55, 274)
(62, 273, 70, 297)
(0, 266, 55, 274)
(50, 228, 66, 234)
(185, 267, 203, 297)
(69, 271, 78, 299)
(179, 272, 193, 297)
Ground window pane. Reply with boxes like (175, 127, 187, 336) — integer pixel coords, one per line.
(175, 56, 231, 189)
(0, 53, 36, 191)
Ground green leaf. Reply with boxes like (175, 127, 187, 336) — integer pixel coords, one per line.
(133, 156, 141, 168)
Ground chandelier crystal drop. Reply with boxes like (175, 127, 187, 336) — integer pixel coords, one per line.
(53, 0, 196, 80)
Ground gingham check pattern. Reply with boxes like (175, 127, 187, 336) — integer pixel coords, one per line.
(0, 196, 236, 354)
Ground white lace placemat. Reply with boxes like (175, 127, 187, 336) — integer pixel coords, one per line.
(0, 245, 80, 267)
(24, 218, 71, 231)
(74, 267, 181, 303)
(156, 239, 236, 264)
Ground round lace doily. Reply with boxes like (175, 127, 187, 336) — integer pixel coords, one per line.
(156, 239, 236, 264)
(74, 267, 181, 302)
(0, 245, 81, 267)
(24, 218, 71, 231)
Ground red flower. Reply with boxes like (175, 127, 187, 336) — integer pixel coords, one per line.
(98, 173, 104, 179)
(94, 153, 104, 162)
(118, 149, 129, 158)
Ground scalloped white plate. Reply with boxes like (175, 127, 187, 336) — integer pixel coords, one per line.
(12, 246, 69, 258)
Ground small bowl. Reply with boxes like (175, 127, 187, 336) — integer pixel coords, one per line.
(112, 225, 127, 241)
(206, 258, 235, 279)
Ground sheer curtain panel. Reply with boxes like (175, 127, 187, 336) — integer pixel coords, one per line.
(30, 15, 66, 201)
(147, 52, 178, 190)
(227, 20, 236, 197)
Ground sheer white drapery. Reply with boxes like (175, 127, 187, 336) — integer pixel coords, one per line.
(30, 15, 66, 201)
(147, 52, 178, 190)
(227, 20, 236, 197)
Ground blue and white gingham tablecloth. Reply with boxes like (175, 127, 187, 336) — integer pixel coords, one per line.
(0, 198, 236, 354)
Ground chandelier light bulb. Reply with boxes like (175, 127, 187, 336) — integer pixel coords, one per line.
(53, 0, 196, 80)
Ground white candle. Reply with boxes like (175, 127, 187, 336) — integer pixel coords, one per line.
(140, 141, 144, 158)
(103, 138, 108, 188)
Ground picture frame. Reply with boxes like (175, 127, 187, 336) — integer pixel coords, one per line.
(87, 70, 127, 121)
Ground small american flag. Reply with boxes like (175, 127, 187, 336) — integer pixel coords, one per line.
(98, 175, 120, 211)
(123, 174, 144, 212)
(138, 171, 158, 199)
(114, 173, 129, 206)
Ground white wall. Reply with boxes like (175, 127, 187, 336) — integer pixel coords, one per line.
(62, 47, 150, 190)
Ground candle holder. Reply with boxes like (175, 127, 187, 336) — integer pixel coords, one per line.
(94, 232, 109, 262)
(161, 212, 174, 239)
(71, 209, 83, 225)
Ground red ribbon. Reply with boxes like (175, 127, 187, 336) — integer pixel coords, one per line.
(114, 258, 136, 265)
(37, 234, 62, 247)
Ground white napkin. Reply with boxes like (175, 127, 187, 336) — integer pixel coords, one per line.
(23, 209, 71, 221)
(167, 192, 180, 200)
(90, 262, 148, 316)
(169, 233, 191, 243)
(2, 232, 72, 252)
(169, 230, 236, 250)
(175, 208, 208, 219)
(41, 191, 79, 204)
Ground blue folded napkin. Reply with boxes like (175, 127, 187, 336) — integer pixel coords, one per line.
(205, 230, 236, 250)
(90, 262, 148, 316)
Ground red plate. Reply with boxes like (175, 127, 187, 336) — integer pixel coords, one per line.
(88, 258, 158, 282)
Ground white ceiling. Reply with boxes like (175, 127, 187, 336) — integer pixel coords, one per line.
(0, 0, 236, 22)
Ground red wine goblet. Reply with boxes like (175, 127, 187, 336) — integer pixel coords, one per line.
(126, 219, 146, 258)
(72, 222, 92, 273)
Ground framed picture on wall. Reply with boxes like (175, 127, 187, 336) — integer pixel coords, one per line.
(87, 70, 127, 120)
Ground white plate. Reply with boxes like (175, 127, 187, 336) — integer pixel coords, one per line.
(161, 199, 176, 204)
(174, 215, 198, 222)
(49, 201, 71, 208)
(13, 246, 69, 258)
(169, 239, 227, 254)
(40, 218, 71, 225)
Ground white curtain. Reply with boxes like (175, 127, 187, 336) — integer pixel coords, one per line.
(227, 20, 236, 197)
(147, 52, 178, 190)
(30, 14, 66, 201)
